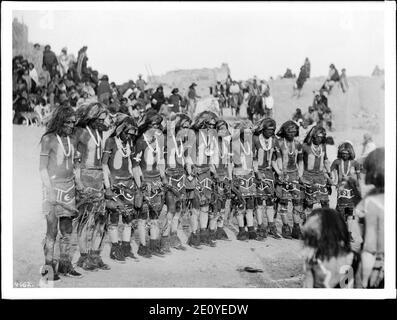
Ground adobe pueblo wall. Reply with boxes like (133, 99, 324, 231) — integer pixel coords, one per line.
(148, 63, 231, 97)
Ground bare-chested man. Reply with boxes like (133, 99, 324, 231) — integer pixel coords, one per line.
(132, 113, 167, 257)
(102, 114, 140, 263)
(40, 106, 82, 281)
(163, 114, 193, 251)
(188, 112, 218, 247)
(275, 120, 305, 239)
(301, 126, 332, 227)
(330, 141, 361, 243)
(209, 120, 233, 241)
(231, 121, 260, 241)
(253, 118, 282, 239)
(74, 103, 111, 271)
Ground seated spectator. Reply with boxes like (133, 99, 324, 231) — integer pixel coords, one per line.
(119, 97, 130, 115)
(13, 96, 32, 124)
(298, 118, 316, 144)
(63, 74, 75, 89)
(66, 67, 79, 83)
(68, 87, 80, 108)
(76, 91, 91, 109)
(34, 98, 52, 125)
(323, 64, 340, 94)
(303, 106, 319, 125)
(82, 81, 96, 97)
(283, 68, 294, 79)
(130, 105, 141, 122)
(15, 76, 27, 93)
(292, 108, 304, 123)
(38, 64, 51, 88)
(108, 96, 120, 114)
(57, 79, 67, 94)
(151, 86, 166, 112)
(97, 75, 112, 105)
(168, 88, 183, 114)
(110, 82, 120, 99)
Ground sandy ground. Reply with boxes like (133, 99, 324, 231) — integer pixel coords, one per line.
(12, 76, 384, 288)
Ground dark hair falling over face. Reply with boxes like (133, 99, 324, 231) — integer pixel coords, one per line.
(337, 142, 355, 160)
(276, 120, 299, 138)
(41, 106, 75, 142)
(303, 125, 326, 145)
(75, 102, 108, 128)
(364, 147, 384, 191)
(302, 208, 351, 261)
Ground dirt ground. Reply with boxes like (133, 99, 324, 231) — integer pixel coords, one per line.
(12, 76, 384, 288)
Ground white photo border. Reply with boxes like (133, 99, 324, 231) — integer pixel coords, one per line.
(1, 1, 396, 299)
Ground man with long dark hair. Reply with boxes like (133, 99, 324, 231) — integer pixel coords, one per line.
(302, 208, 354, 288)
(253, 117, 282, 239)
(102, 114, 140, 263)
(162, 114, 193, 251)
(231, 120, 259, 241)
(132, 113, 167, 257)
(188, 111, 218, 247)
(74, 102, 111, 271)
(210, 120, 233, 241)
(40, 106, 83, 281)
(301, 126, 332, 232)
(331, 141, 361, 222)
(275, 120, 305, 239)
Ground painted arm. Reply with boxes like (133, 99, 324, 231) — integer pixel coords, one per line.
(101, 138, 114, 190)
(330, 160, 339, 185)
(102, 155, 112, 190)
(39, 136, 55, 201)
(73, 134, 84, 190)
(39, 156, 52, 190)
(131, 142, 144, 188)
(324, 159, 333, 185)
(272, 147, 282, 176)
(252, 140, 259, 173)
(74, 154, 84, 191)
